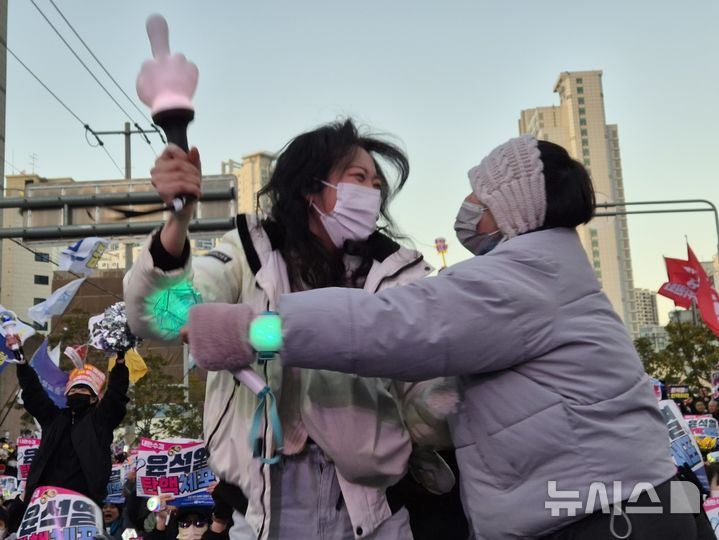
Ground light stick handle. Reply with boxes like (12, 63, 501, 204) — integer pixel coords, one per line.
(233, 368, 267, 395)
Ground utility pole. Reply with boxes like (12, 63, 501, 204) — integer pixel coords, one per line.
(93, 123, 162, 269)
(28, 152, 38, 174)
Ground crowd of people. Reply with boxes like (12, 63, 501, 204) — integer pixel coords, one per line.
(679, 388, 719, 419)
(1, 119, 718, 539)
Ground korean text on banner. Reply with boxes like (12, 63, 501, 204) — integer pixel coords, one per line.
(17, 486, 103, 539)
(16, 438, 40, 482)
(135, 438, 215, 507)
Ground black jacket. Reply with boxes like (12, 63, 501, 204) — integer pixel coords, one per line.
(16, 361, 129, 505)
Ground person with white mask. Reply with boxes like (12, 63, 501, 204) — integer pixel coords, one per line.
(182, 136, 716, 539)
(124, 119, 462, 540)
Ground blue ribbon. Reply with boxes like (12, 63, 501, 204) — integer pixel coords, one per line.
(248, 385, 284, 465)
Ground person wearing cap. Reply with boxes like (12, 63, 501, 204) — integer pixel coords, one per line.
(185, 136, 711, 539)
(7, 357, 129, 533)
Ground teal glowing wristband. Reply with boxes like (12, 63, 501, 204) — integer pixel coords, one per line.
(248, 311, 283, 361)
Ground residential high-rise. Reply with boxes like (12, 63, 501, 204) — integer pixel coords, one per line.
(519, 70, 638, 336)
(634, 288, 659, 327)
(223, 151, 275, 214)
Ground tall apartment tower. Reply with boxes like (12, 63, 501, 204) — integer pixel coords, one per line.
(634, 288, 659, 328)
(519, 70, 638, 336)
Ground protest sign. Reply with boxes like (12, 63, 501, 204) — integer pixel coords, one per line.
(135, 438, 215, 506)
(106, 464, 125, 504)
(668, 385, 690, 400)
(17, 486, 103, 539)
(0, 475, 18, 498)
(16, 437, 40, 481)
(704, 497, 719, 538)
(659, 400, 709, 491)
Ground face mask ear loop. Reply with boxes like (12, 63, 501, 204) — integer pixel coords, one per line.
(308, 180, 336, 217)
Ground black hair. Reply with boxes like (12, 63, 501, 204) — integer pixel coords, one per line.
(257, 118, 409, 290)
(538, 140, 595, 229)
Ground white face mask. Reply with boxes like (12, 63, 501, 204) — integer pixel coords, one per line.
(312, 182, 382, 248)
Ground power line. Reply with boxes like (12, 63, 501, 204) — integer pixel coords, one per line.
(99, 144, 125, 177)
(4, 43, 86, 128)
(29, 0, 142, 131)
(45, 0, 163, 150)
(47, 0, 151, 125)
(4, 159, 22, 175)
(2, 42, 125, 177)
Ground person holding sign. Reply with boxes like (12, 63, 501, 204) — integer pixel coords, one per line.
(125, 119, 461, 539)
(185, 136, 712, 539)
(7, 356, 129, 534)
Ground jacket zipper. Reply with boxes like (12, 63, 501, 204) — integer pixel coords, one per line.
(372, 255, 426, 293)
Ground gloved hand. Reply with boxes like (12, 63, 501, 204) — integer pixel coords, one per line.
(136, 15, 198, 114)
(187, 304, 256, 372)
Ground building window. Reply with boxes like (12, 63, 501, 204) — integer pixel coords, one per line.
(576, 77, 583, 84)
(591, 239, 599, 248)
(579, 118, 587, 126)
(590, 229, 598, 238)
(34, 275, 49, 285)
(577, 87, 584, 94)
(33, 297, 45, 305)
(581, 129, 588, 136)
(578, 97, 585, 105)
(34, 252, 49, 263)
(538, 113, 544, 120)
(578, 108, 586, 115)
(583, 148, 590, 157)
(582, 138, 589, 147)
(593, 249, 600, 258)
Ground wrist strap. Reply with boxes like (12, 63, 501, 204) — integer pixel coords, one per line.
(248, 385, 283, 465)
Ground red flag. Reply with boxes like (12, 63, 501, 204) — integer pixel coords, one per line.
(658, 257, 699, 308)
(687, 245, 719, 337)
(658, 281, 696, 308)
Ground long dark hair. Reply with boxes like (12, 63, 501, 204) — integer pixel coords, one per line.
(257, 119, 409, 290)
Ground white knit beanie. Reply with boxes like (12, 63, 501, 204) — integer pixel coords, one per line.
(468, 135, 546, 239)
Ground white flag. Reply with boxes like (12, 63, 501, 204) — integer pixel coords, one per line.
(88, 313, 104, 350)
(28, 277, 86, 324)
(58, 237, 109, 275)
(0, 305, 36, 343)
(49, 341, 61, 367)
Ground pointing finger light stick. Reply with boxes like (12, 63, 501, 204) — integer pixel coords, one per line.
(148, 282, 284, 463)
(136, 14, 199, 213)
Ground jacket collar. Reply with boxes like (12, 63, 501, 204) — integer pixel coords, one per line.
(238, 214, 430, 295)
